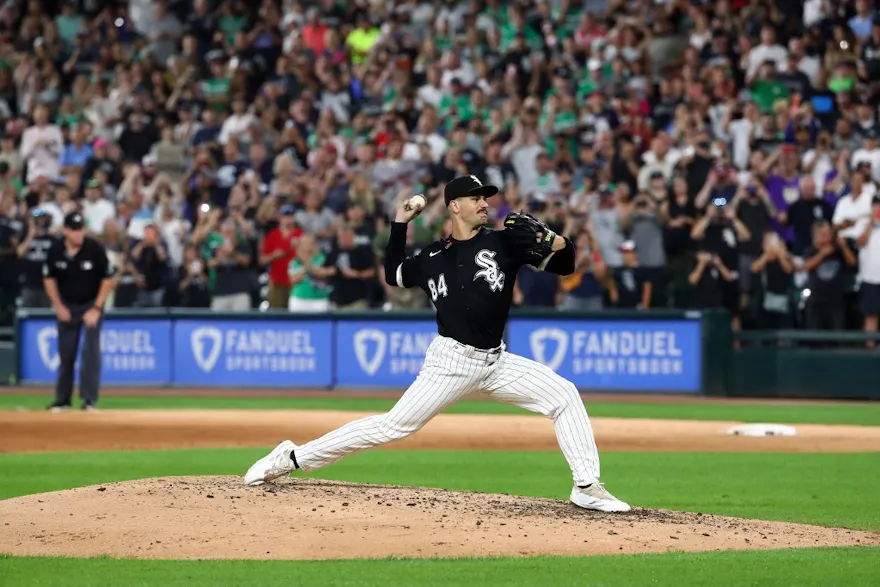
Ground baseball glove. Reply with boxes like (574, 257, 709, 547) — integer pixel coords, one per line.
(503, 212, 556, 262)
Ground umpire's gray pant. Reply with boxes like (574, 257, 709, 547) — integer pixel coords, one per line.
(55, 302, 102, 406)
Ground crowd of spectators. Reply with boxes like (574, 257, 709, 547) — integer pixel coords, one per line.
(1, 0, 880, 344)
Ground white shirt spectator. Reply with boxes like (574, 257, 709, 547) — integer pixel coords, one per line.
(441, 63, 477, 89)
(20, 123, 64, 183)
(82, 198, 116, 236)
(641, 148, 683, 170)
(796, 54, 822, 87)
(84, 95, 121, 140)
(637, 156, 676, 191)
(219, 112, 257, 145)
(851, 149, 880, 183)
(727, 118, 755, 170)
(508, 144, 543, 197)
(833, 190, 875, 240)
(407, 132, 447, 163)
(157, 216, 190, 268)
(802, 149, 835, 192)
(859, 221, 880, 284)
(126, 216, 152, 240)
(746, 43, 788, 79)
(142, 11, 182, 65)
(803, 0, 829, 28)
(417, 83, 444, 109)
(129, 0, 155, 34)
(437, 4, 468, 33)
(320, 91, 352, 125)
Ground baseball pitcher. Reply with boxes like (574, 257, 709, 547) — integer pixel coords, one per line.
(245, 175, 630, 512)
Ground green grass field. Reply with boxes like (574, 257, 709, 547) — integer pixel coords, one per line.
(3, 392, 880, 425)
(1, 395, 879, 586)
(3, 548, 879, 587)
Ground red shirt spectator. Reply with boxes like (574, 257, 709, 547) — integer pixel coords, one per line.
(301, 12, 328, 54)
(261, 205, 302, 308)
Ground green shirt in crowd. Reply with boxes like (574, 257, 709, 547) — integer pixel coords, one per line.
(289, 252, 330, 301)
(201, 76, 231, 110)
(750, 80, 790, 114)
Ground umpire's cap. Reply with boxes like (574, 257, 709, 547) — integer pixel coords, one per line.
(444, 175, 499, 206)
(64, 211, 85, 230)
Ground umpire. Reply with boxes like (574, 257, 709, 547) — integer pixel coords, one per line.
(43, 212, 115, 411)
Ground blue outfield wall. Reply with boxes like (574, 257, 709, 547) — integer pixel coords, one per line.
(14, 309, 706, 393)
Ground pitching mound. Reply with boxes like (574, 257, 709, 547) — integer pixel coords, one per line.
(2, 477, 878, 560)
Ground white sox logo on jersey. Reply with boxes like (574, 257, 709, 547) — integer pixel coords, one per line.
(473, 249, 505, 292)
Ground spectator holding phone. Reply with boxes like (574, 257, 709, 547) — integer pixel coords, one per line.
(691, 198, 751, 332)
(799, 221, 857, 330)
(750, 231, 796, 328)
(129, 224, 169, 308)
(734, 181, 775, 321)
(178, 243, 210, 308)
(626, 188, 667, 307)
(688, 249, 736, 310)
(559, 229, 606, 311)
(207, 219, 253, 311)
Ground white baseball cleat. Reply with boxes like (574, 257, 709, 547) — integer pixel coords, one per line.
(244, 440, 298, 487)
(570, 483, 632, 513)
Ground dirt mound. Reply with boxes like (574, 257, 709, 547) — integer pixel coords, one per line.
(3, 410, 880, 454)
(1, 476, 877, 560)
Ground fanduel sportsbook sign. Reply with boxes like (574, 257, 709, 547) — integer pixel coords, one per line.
(18, 318, 172, 384)
(173, 320, 332, 386)
(506, 319, 702, 392)
(335, 320, 438, 386)
(17, 315, 702, 391)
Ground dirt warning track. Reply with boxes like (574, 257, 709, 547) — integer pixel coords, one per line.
(2, 409, 880, 453)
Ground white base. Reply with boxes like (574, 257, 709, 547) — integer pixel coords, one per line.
(727, 423, 797, 437)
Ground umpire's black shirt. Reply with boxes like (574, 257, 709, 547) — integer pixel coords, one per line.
(43, 237, 112, 305)
(384, 222, 575, 349)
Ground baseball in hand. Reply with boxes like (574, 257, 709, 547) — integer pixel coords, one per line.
(407, 194, 427, 213)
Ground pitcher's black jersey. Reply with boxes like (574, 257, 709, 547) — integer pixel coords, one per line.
(384, 222, 575, 349)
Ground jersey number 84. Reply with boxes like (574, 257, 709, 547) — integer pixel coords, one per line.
(427, 274, 448, 302)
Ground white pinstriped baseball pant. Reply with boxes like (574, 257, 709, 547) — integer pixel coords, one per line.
(295, 335, 601, 486)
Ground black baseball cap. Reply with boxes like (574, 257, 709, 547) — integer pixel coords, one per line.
(64, 211, 84, 230)
(443, 175, 499, 206)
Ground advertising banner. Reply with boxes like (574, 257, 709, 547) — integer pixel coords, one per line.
(17, 314, 703, 392)
(172, 319, 333, 387)
(18, 318, 172, 385)
(507, 319, 702, 392)
(335, 320, 438, 387)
